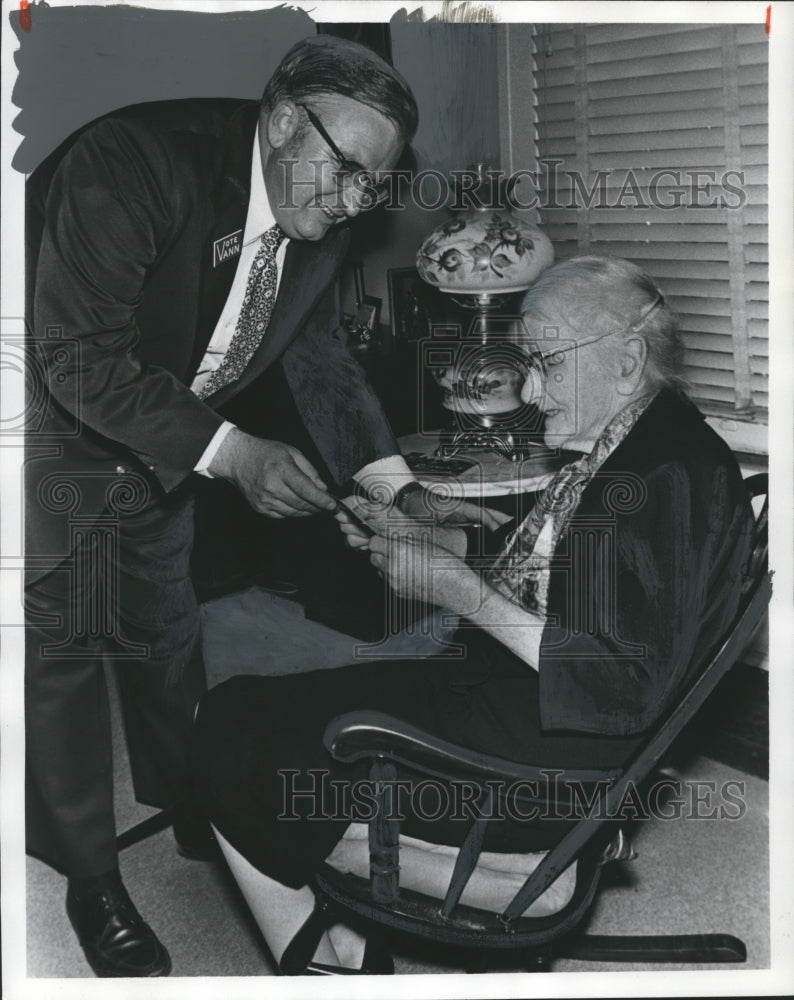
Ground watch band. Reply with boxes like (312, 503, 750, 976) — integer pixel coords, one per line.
(394, 480, 427, 511)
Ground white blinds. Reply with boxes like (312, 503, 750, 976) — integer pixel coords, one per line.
(533, 23, 769, 418)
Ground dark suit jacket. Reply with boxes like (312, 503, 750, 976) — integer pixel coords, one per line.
(25, 99, 398, 569)
(537, 389, 754, 736)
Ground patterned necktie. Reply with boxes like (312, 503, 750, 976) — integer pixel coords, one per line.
(198, 223, 286, 400)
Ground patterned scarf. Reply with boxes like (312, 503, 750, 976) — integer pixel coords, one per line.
(487, 393, 655, 615)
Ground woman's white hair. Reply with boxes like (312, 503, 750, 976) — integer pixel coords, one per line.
(521, 255, 688, 393)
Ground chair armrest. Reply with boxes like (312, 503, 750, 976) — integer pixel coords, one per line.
(323, 711, 620, 793)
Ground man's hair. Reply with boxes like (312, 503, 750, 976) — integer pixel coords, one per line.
(262, 35, 418, 144)
(521, 255, 688, 393)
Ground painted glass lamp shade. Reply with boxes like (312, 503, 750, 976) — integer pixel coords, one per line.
(416, 212, 553, 299)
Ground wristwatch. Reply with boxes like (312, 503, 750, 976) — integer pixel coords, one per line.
(394, 480, 429, 512)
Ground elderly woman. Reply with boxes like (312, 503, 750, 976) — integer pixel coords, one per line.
(193, 256, 753, 972)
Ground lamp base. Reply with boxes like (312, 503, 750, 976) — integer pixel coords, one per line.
(435, 418, 540, 462)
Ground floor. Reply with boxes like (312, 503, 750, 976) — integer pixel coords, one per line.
(25, 752, 770, 980)
(24, 590, 772, 985)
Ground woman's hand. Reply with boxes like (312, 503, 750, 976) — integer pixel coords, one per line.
(399, 488, 513, 532)
(334, 497, 385, 549)
(335, 497, 468, 557)
(367, 529, 480, 611)
(336, 497, 543, 671)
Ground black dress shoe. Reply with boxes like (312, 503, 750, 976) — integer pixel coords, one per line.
(172, 808, 220, 861)
(66, 881, 171, 977)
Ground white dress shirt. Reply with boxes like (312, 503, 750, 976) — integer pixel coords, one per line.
(191, 124, 286, 473)
(192, 126, 413, 491)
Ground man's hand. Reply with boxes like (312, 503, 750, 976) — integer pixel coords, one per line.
(208, 427, 336, 518)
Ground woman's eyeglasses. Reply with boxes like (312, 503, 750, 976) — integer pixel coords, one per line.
(297, 103, 391, 210)
(527, 294, 665, 378)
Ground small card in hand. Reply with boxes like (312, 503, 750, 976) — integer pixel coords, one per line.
(334, 498, 376, 537)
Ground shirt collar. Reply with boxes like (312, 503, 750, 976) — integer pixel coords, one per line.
(243, 122, 278, 246)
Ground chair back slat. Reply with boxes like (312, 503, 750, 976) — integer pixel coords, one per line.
(440, 786, 494, 918)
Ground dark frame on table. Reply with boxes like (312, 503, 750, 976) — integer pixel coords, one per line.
(388, 266, 455, 342)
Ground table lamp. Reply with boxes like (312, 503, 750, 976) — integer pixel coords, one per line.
(416, 165, 553, 459)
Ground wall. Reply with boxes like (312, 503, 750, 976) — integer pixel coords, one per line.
(346, 20, 502, 322)
(10, 4, 314, 173)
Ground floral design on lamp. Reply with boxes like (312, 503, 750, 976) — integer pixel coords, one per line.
(417, 212, 553, 298)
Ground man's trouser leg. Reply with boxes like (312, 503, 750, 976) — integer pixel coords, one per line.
(111, 489, 204, 809)
(25, 487, 203, 876)
(25, 561, 118, 877)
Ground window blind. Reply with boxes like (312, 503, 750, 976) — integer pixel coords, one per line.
(533, 23, 768, 419)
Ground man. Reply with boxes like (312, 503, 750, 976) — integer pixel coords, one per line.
(25, 35, 431, 977)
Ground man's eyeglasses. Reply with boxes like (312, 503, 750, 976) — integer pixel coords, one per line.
(297, 103, 391, 210)
(526, 293, 665, 378)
